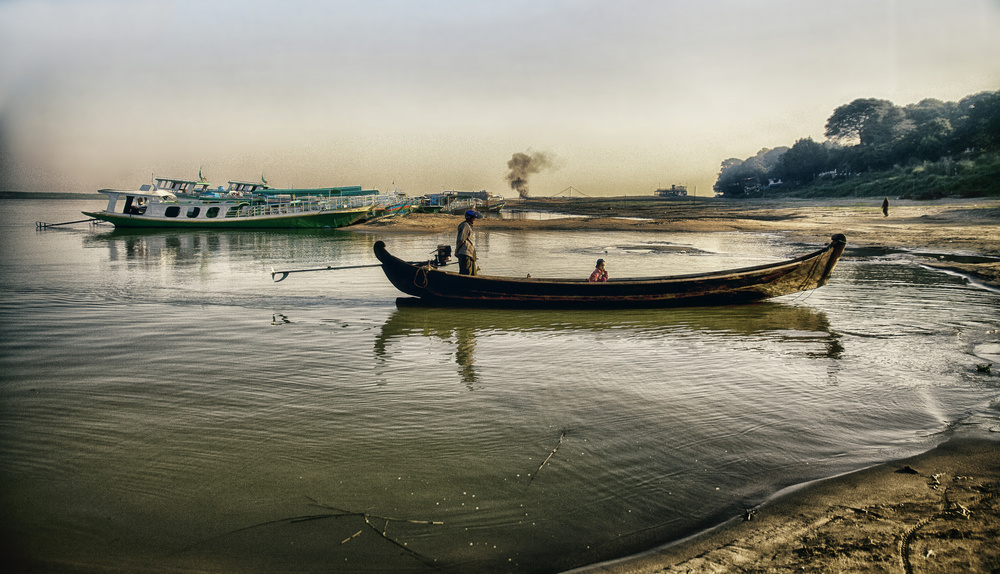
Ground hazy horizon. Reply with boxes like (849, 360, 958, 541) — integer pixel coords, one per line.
(1, 0, 998, 197)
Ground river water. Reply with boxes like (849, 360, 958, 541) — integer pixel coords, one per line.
(2, 199, 998, 573)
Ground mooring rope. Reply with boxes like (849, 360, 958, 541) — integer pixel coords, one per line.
(797, 249, 825, 292)
(414, 265, 432, 288)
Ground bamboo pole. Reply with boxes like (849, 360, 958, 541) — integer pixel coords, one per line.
(36, 218, 99, 229)
(529, 430, 567, 486)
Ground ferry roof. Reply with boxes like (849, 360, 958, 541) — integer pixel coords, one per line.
(155, 177, 206, 185)
(252, 185, 379, 197)
(98, 188, 178, 200)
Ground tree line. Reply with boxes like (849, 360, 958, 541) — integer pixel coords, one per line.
(714, 89, 1000, 197)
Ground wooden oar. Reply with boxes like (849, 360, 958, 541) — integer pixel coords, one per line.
(271, 263, 383, 282)
(271, 260, 454, 282)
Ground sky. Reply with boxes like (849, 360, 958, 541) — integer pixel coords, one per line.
(1, 0, 998, 197)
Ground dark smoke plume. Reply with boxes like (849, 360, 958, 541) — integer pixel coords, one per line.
(506, 151, 553, 198)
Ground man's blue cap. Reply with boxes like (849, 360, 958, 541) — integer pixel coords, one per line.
(465, 210, 483, 219)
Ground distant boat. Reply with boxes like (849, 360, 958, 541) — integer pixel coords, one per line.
(81, 174, 428, 229)
(164, 174, 413, 211)
(654, 185, 688, 198)
(82, 187, 371, 229)
(367, 198, 417, 221)
(443, 197, 481, 215)
(414, 196, 446, 214)
(373, 235, 847, 307)
(482, 197, 506, 213)
(420, 190, 506, 215)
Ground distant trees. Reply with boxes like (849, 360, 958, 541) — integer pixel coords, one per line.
(774, 138, 831, 184)
(714, 89, 1000, 196)
(825, 98, 908, 147)
(953, 90, 1000, 151)
(714, 147, 788, 196)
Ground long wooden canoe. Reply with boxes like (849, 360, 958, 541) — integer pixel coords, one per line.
(372, 234, 847, 308)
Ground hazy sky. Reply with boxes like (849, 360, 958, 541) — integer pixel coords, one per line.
(1, 0, 998, 197)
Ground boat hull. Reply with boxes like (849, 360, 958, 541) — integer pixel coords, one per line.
(373, 235, 847, 308)
(416, 206, 445, 214)
(82, 207, 371, 229)
(366, 202, 416, 221)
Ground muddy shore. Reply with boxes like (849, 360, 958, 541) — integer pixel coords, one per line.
(568, 436, 1000, 574)
(360, 197, 1000, 572)
(360, 197, 1000, 287)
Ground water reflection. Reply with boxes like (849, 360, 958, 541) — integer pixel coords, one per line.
(83, 227, 371, 265)
(374, 300, 843, 389)
(496, 209, 577, 221)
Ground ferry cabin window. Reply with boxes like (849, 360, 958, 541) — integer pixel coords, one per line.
(206, 207, 220, 218)
(165, 206, 180, 218)
(187, 207, 200, 218)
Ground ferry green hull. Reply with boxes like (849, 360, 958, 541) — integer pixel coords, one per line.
(82, 207, 371, 229)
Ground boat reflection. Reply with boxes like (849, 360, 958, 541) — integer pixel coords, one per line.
(374, 300, 843, 388)
(83, 227, 369, 265)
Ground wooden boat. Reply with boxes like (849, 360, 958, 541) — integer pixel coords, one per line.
(372, 234, 847, 307)
(83, 188, 371, 229)
(83, 171, 422, 229)
(366, 198, 416, 221)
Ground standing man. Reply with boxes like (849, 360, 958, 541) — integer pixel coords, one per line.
(456, 210, 482, 275)
(882, 197, 889, 217)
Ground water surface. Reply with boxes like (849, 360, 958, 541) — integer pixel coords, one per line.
(2, 199, 998, 573)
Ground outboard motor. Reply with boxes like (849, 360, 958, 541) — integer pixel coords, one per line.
(432, 244, 452, 267)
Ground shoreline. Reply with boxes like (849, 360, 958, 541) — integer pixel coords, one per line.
(565, 434, 1000, 574)
(360, 197, 1000, 287)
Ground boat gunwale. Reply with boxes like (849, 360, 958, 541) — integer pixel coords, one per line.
(375, 234, 846, 286)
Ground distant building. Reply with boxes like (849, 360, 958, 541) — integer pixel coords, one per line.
(654, 185, 687, 197)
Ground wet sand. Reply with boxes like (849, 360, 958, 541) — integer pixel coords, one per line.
(568, 436, 1000, 574)
(360, 197, 1000, 287)
(360, 197, 1000, 572)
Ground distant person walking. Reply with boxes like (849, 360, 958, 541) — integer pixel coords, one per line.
(589, 259, 609, 282)
(882, 197, 889, 217)
(456, 210, 482, 275)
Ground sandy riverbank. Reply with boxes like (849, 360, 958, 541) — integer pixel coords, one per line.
(567, 436, 1000, 574)
(359, 197, 1000, 286)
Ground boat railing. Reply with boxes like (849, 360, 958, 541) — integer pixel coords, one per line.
(219, 194, 403, 218)
(446, 198, 480, 213)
